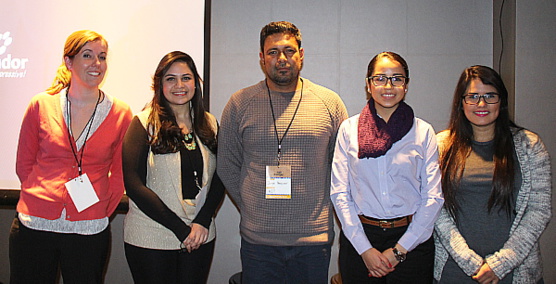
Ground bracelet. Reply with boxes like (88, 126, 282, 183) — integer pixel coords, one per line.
(392, 247, 406, 262)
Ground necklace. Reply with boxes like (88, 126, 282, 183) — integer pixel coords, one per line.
(183, 131, 197, 151)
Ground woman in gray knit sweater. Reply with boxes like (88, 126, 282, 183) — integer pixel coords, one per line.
(434, 65, 552, 284)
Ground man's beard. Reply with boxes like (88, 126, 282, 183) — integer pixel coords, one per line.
(268, 68, 299, 85)
(268, 65, 303, 85)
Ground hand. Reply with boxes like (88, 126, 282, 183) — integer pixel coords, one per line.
(472, 262, 499, 284)
(182, 223, 208, 252)
(382, 248, 400, 268)
(361, 248, 394, 278)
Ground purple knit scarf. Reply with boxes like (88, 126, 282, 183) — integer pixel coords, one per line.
(358, 98, 414, 158)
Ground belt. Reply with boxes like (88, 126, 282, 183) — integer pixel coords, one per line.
(358, 215, 413, 229)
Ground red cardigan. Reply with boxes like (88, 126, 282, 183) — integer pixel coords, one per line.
(16, 92, 132, 221)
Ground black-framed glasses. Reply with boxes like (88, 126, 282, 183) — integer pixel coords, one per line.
(367, 75, 408, 87)
(462, 93, 500, 105)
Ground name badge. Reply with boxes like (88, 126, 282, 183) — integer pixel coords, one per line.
(65, 173, 99, 212)
(266, 165, 292, 199)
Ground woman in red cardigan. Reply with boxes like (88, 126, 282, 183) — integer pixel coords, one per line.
(10, 30, 132, 284)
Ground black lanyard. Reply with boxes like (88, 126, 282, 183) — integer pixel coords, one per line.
(266, 79, 303, 165)
(66, 91, 101, 176)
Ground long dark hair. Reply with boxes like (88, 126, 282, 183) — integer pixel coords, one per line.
(440, 65, 519, 220)
(147, 51, 217, 154)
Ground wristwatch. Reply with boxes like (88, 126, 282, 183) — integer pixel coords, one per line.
(392, 247, 406, 262)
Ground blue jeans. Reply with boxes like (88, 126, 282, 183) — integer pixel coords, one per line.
(240, 238, 331, 284)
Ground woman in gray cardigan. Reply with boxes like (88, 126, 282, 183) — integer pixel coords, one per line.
(434, 65, 551, 284)
(122, 51, 224, 283)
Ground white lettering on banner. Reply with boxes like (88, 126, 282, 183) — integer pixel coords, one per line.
(0, 70, 27, 78)
(1, 54, 29, 69)
(0, 31, 29, 77)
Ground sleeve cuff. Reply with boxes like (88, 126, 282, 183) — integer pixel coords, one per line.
(485, 253, 510, 279)
(350, 231, 373, 255)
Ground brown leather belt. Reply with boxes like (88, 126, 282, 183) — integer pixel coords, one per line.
(359, 215, 413, 229)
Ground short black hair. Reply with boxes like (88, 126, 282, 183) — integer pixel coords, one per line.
(260, 21, 302, 52)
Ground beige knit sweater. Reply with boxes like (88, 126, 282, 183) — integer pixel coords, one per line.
(218, 78, 348, 246)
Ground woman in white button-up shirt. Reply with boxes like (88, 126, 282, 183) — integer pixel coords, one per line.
(331, 51, 443, 283)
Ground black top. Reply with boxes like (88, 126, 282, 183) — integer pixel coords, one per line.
(180, 141, 203, 199)
(122, 116, 225, 242)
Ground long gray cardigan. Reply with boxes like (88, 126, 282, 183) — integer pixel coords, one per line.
(434, 128, 552, 283)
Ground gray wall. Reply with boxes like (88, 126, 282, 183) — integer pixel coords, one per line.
(1, 1, 554, 283)
(514, 0, 556, 280)
(209, 0, 492, 282)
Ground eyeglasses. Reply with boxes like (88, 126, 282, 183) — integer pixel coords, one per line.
(462, 93, 500, 105)
(367, 75, 408, 87)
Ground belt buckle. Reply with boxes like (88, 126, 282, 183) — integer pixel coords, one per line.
(379, 220, 394, 229)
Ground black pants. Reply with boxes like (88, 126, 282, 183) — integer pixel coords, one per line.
(339, 224, 434, 284)
(125, 240, 215, 284)
(9, 216, 110, 284)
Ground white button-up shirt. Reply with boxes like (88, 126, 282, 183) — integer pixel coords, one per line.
(331, 114, 443, 254)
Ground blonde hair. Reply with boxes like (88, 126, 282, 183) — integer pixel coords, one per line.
(46, 30, 108, 94)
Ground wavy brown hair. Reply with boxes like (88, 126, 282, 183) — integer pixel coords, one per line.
(147, 51, 217, 154)
(440, 65, 519, 220)
(46, 30, 107, 95)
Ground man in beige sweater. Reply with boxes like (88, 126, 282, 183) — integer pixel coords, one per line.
(218, 21, 348, 284)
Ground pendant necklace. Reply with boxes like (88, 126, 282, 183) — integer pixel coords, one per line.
(183, 130, 197, 151)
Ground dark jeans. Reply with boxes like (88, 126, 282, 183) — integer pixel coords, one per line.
(240, 238, 331, 284)
(125, 240, 215, 284)
(9, 216, 110, 284)
(339, 224, 434, 284)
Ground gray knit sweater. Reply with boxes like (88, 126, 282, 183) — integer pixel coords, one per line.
(434, 128, 552, 283)
(217, 78, 348, 246)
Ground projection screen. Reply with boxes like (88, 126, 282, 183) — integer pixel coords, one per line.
(0, 0, 208, 189)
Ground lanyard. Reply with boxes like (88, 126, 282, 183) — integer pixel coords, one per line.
(266, 79, 303, 166)
(66, 91, 101, 176)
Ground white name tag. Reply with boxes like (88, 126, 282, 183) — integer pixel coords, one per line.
(266, 165, 292, 199)
(65, 173, 99, 212)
